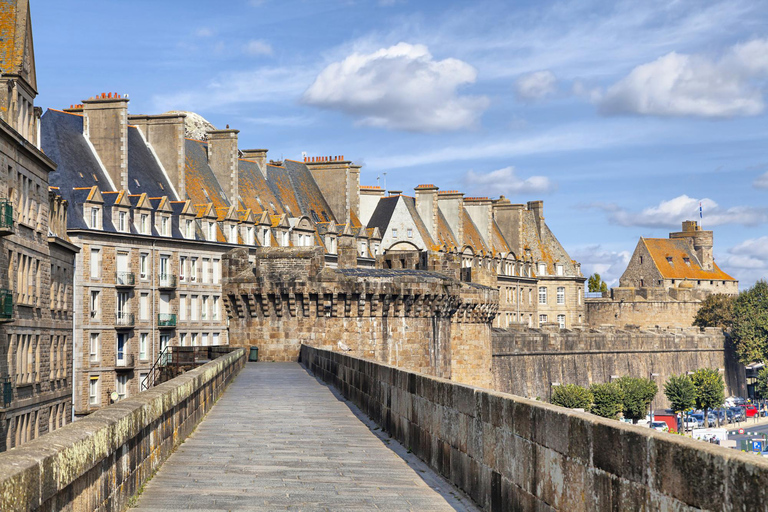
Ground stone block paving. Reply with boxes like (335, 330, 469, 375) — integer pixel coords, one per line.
(131, 363, 477, 511)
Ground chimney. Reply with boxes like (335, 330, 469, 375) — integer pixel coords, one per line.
(414, 184, 439, 241)
(82, 93, 130, 190)
(359, 185, 385, 226)
(670, 220, 714, 270)
(241, 149, 268, 179)
(464, 196, 493, 247)
(129, 112, 187, 199)
(305, 156, 357, 224)
(206, 128, 240, 205)
(493, 196, 525, 256)
(527, 200, 545, 238)
(437, 191, 464, 246)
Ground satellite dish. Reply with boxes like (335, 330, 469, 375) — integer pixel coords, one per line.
(110, 391, 119, 402)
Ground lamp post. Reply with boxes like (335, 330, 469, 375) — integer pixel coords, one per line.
(649, 373, 659, 427)
(550, 382, 560, 402)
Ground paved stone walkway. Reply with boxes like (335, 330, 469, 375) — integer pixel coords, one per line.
(131, 363, 476, 511)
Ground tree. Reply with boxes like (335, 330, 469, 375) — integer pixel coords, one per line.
(616, 376, 658, 423)
(664, 374, 696, 415)
(692, 294, 735, 330)
(755, 367, 768, 399)
(588, 273, 608, 293)
(690, 368, 725, 426)
(551, 384, 593, 409)
(730, 280, 768, 364)
(589, 382, 624, 419)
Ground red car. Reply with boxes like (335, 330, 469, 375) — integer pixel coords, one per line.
(739, 404, 758, 418)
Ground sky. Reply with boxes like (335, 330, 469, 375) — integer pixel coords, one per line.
(32, 0, 768, 288)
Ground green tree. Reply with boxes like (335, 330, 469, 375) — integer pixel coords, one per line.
(690, 368, 725, 425)
(755, 367, 768, 399)
(693, 293, 735, 330)
(551, 384, 593, 409)
(731, 280, 768, 364)
(664, 374, 696, 415)
(589, 382, 624, 419)
(587, 273, 608, 293)
(616, 376, 658, 423)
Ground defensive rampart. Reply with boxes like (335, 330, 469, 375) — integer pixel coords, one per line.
(301, 345, 768, 511)
(491, 327, 746, 407)
(0, 349, 245, 512)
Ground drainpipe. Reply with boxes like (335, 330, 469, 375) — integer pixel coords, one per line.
(71, 250, 79, 423)
(151, 240, 156, 379)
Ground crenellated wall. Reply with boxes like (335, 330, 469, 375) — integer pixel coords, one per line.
(223, 247, 498, 388)
(491, 327, 746, 408)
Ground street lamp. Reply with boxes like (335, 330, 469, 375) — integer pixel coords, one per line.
(649, 373, 659, 427)
(550, 382, 560, 402)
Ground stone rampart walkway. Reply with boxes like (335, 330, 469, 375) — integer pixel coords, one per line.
(131, 363, 476, 511)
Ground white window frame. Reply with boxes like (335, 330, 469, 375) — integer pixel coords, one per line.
(557, 314, 566, 329)
(139, 333, 148, 361)
(538, 286, 547, 305)
(89, 376, 99, 405)
(557, 287, 565, 305)
(89, 333, 99, 362)
(139, 253, 149, 280)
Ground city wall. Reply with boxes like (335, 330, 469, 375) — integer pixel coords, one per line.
(491, 327, 746, 408)
(301, 345, 768, 511)
(0, 349, 245, 512)
(585, 287, 703, 329)
(223, 247, 498, 388)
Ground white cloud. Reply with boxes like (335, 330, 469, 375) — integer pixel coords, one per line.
(464, 166, 555, 195)
(514, 70, 557, 101)
(591, 194, 768, 228)
(568, 245, 631, 287)
(719, 236, 768, 288)
(754, 172, 768, 189)
(243, 40, 273, 57)
(302, 42, 489, 132)
(598, 38, 768, 118)
(195, 27, 214, 38)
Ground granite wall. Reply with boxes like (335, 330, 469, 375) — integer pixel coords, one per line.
(301, 345, 768, 511)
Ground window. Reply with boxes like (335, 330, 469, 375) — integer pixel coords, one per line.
(179, 256, 187, 281)
(263, 228, 271, 246)
(639, 256, 643, 264)
(202, 296, 209, 320)
(212, 296, 219, 320)
(190, 258, 198, 282)
(90, 291, 100, 319)
(160, 255, 170, 281)
(213, 332, 220, 345)
(139, 333, 148, 360)
(557, 315, 566, 328)
(140, 293, 149, 320)
(213, 259, 220, 284)
(202, 333, 209, 346)
(179, 295, 187, 321)
(556, 264, 563, 276)
(89, 377, 99, 405)
(90, 207, 100, 229)
(116, 291, 129, 321)
(666, 256, 673, 264)
(191, 295, 199, 321)
(557, 287, 565, 305)
(538, 263, 547, 276)
(538, 286, 547, 305)
(407, 229, 413, 238)
(282, 231, 289, 246)
(202, 258, 210, 283)
(229, 224, 237, 244)
(116, 333, 127, 364)
(160, 334, 170, 353)
(118, 211, 127, 232)
(191, 333, 198, 347)
(116, 375, 128, 401)
(208, 222, 216, 241)
(140, 372, 149, 391)
(160, 216, 169, 236)
(185, 219, 193, 239)
(684, 258, 691, 267)
(90, 249, 101, 279)
(140, 214, 149, 234)
(539, 314, 547, 326)
(180, 333, 187, 347)
(89, 333, 99, 362)
(140, 253, 148, 280)
(246, 226, 254, 245)
(392, 229, 398, 238)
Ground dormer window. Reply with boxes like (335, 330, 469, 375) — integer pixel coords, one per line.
(160, 216, 169, 236)
(556, 264, 563, 276)
(684, 258, 691, 267)
(185, 219, 193, 239)
(262, 228, 271, 246)
(140, 214, 149, 234)
(246, 226, 254, 245)
(207, 222, 216, 241)
(666, 256, 673, 265)
(538, 263, 547, 276)
(89, 207, 101, 229)
(117, 211, 127, 232)
(374, 243, 380, 255)
(282, 231, 289, 246)
(229, 224, 237, 244)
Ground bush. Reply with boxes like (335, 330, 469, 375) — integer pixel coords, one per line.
(589, 382, 624, 419)
(551, 384, 593, 409)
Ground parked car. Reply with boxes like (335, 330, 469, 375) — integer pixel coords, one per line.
(649, 421, 669, 432)
(682, 416, 699, 430)
(689, 413, 705, 428)
(739, 404, 758, 418)
(730, 407, 746, 422)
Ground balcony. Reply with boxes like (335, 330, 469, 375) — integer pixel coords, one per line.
(115, 312, 135, 329)
(0, 200, 13, 236)
(115, 353, 135, 369)
(0, 289, 13, 322)
(115, 271, 136, 287)
(158, 273, 177, 289)
(158, 313, 177, 329)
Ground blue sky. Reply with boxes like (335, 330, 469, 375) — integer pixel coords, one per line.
(33, 0, 768, 287)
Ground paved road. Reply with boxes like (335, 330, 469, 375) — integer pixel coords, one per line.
(131, 363, 476, 511)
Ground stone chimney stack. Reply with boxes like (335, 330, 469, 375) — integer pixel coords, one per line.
(241, 149, 268, 179)
(305, 156, 359, 224)
(670, 220, 714, 270)
(437, 191, 464, 247)
(359, 185, 386, 225)
(207, 128, 240, 205)
(492, 196, 525, 256)
(414, 184, 439, 241)
(130, 112, 187, 199)
(464, 196, 493, 247)
(82, 93, 130, 190)
(527, 200, 545, 239)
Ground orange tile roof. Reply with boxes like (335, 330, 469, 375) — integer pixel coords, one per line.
(643, 238, 736, 281)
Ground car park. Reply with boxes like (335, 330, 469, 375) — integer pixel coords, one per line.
(739, 404, 758, 418)
(649, 421, 669, 431)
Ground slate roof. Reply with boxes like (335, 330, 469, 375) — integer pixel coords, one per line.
(127, 126, 177, 200)
(401, 196, 435, 248)
(520, 210, 580, 276)
(0, 0, 35, 91)
(462, 209, 489, 254)
(642, 238, 735, 281)
(184, 138, 231, 209)
(367, 196, 398, 233)
(435, 209, 458, 250)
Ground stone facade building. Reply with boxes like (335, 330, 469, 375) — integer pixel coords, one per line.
(0, 0, 78, 451)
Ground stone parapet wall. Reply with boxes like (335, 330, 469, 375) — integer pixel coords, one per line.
(586, 295, 702, 329)
(0, 348, 245, 512)
(301, 345, 768, 511)
(491, 328, 746, 407)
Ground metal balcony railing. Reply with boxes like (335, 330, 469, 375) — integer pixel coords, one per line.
(0, 200, 13, 235)
(115, 271, 136, 287)
(115, 312, 135, 328)
(0, 289, 13, 322)
(158, 274, 177, 289)
(115, 353, 135, 369)
(158, 313, 177, 328)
